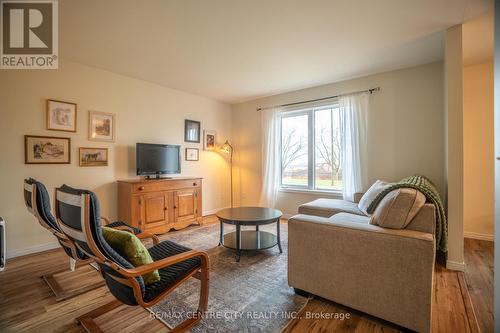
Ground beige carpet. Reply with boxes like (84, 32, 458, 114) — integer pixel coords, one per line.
(150, 222, 308, 332)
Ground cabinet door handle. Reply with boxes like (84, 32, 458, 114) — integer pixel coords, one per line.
(164, 207, 167, 211)
(139, 186, 145, 191)
(193, 182, 197, 186)
(174, 205, 177, 209)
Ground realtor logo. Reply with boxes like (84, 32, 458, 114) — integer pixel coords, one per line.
(1, 0, 58, 69)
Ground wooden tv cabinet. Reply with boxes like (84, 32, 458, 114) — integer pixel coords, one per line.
(117, 177, 202, 234)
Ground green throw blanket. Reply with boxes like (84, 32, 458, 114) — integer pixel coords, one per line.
(366, 175, 447, 253)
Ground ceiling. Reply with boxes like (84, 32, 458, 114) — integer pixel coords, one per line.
(59, 0, 493, 103)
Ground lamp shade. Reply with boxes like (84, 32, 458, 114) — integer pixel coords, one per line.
(220, 140, 232, 154)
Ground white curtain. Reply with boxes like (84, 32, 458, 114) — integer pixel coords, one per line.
(259, 107, 282, 207)
(339, 93, 369, 201)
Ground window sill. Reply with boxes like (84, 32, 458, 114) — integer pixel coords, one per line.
(279, 188, 343, 198)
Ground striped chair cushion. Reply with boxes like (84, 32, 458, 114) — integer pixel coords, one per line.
(144, 240, 201, 302)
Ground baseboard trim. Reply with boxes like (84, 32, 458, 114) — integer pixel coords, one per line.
(446, 260, 465, 272)
(7, 241, 60, 260)
(464, 231, 494, 242)
(202, 207, 230, 216)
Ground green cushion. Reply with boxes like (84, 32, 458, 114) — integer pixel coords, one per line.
(101, 226, 160, 285)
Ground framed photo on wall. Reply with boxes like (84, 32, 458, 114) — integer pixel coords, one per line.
(25, 135, 71, 164)
(185, 148, 199, 161)
(89, 111, 116, 142)
(204, 130, 216, 150)
(79, 147, 108, 167)
(184, 119, 201, 143)
(46, 99, 77, 132)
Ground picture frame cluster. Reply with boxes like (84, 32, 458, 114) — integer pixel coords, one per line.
(25, 99, 115, 166)
(26, 100, 219, 167)
(183, 119, 216, 162)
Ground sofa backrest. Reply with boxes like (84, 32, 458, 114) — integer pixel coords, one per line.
(405, 203, 435, 235)
(353, 192, 364, 203)
(356, 190, 436, 235)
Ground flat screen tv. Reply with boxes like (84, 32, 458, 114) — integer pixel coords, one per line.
(136, 143, 181, 177)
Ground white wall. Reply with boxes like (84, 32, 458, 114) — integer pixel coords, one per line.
(0, 60, 232, 258)
(231, 62, 445, 216)
(463, 61, 494, 240)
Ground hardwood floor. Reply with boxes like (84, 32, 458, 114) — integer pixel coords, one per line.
(464, 238, 494, 333)
(284, 263, 483, 333)
(0, 219, 492, 333)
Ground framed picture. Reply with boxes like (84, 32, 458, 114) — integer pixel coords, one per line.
(184, 119, 201, 143)
(46, 99, 77, 132)
(89, 111, 116, 142)
(25, 135, 71, 164)
(204, 130, 216, 150)
(79, 147, 108, 167)
(185, 148, 199, 161)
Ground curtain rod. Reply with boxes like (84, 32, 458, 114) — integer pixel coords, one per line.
(255, 87, 380, 111)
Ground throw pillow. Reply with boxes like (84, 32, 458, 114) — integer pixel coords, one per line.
(101, 226, 160, 285)
(369, 188, 426, 229)
(358, 180, 389, 215)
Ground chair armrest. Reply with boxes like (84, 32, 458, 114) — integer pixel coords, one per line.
(107, 225, 160, 245)
(105, 221, 143, 235)
(100, 216, 110, 225)
(111, 225, 135, 232)
(136, 232, 160, 245)
(112, 250, 209, 277)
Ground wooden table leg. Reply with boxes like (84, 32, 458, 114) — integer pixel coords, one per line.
(219, 220, 224, 246)
(277, 218, 283, 254)
(236, 223, 241, 262)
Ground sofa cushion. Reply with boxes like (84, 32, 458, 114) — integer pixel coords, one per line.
(358, 180, 389, 215)
(369, 188, 426, 229)
(298, 198, 364, 218)
(329, 212, 371, 225)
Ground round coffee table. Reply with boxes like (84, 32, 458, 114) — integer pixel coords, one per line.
(216, 207, 283, 262)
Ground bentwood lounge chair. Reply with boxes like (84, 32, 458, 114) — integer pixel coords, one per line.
(23, 178, 148, 301)
(54, 184, 209, 333)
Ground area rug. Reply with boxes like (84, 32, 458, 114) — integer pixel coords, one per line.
(149, 222, 308, 332)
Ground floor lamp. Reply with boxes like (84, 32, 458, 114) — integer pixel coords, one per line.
(220, 140, 233, 208)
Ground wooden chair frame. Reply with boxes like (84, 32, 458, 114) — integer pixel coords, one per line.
(25, 182, 106, 301)
(55, 191, 209, 333)
(25, 181, 161, 302)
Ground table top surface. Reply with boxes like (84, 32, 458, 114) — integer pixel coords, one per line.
(216, 206, 282, 222)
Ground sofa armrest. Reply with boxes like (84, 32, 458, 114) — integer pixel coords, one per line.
(288, 214, 435, 333)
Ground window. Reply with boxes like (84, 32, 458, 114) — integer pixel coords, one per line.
(280, 104, 342, 192)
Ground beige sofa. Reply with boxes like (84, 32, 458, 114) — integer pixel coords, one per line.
(288, 194, 436, 333)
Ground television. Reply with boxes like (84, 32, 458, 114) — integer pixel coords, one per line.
(136, 143, 181, 177)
